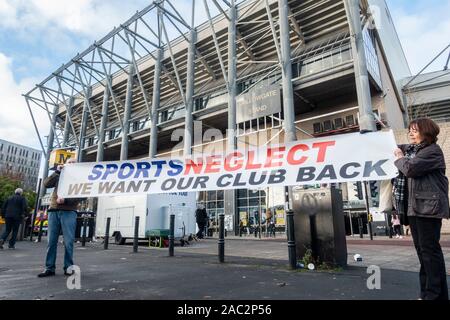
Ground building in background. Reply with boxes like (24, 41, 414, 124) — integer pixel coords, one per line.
(0, 139, 41, 191)
(402, 71, 450, 122)
(24, 0, 411, 235)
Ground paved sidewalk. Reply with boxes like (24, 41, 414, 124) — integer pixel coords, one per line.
(222, 234, 450, 247)
(0, 239, 449, 300)
(181, 238, 450, 273)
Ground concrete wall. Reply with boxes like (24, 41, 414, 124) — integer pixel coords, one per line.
(394, 125, 450, 233)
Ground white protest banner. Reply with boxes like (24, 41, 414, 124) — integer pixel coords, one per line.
(57, 130, 399, 198)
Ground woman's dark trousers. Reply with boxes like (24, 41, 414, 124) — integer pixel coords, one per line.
(409, 216, 448, 300)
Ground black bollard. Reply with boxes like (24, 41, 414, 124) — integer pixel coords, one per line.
(218, 214, 225, 263)
(133, 216, 140, 253)
(104, 217, 111, 250)
(363, 182, 372, 240)
(82, 217, 87, 247)
(358, 217, 364, 239)
(387, 213, 393, 239)
(30, 179, 42, 242)
(37, 213, 45, 243)
(286, 209, 297, 270)
(169, 214, 175, 257)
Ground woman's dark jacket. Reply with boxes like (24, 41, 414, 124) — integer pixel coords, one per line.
(395, 143, 449, 219)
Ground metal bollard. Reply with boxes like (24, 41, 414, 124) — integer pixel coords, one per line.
(82, 217, 87, 247)
(368, 222, 373, 241)
(30, 179, 42, 242)
(286, 209, 297, 270)
(37, 213, 45, 243)
(218, 214, 225, 263)
(169, 214, 175, 257)
(29, 211, 36, 242)
(104, 217, 111, 250)
(358, 217, 364, 239)
(133, 216, 140, 253)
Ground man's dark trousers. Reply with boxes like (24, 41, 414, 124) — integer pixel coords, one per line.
(197, 223, 205, 238)
(1, 218, 22, 248)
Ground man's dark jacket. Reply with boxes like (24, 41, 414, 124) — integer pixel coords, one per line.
(1, 194, 28, 220)
(395, 143, 449, 219)
(195, 208, 208, 225)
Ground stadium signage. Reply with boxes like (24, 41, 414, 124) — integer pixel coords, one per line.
(236, 84, 281, 122)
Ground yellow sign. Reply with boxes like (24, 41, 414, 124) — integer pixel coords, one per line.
(239, 212, 248, 227)
(276, 209, 285, 225)
(49, 149, 76, 169)
(0, 217, 5, 225)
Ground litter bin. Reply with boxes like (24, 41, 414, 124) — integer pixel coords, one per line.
(17, 221, 25, 241)
(0, 223, 5, 238)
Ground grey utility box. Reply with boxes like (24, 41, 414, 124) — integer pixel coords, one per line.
(291, 187, 347, 267)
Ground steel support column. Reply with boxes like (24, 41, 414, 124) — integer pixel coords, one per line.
(62, 97, 74, 147)
(183, 29, 197, 156)
(279, 0, 297, 263)
(120, 65, 135, 160)
(228, 1, 237, 151)
(78, 87, 92, 163)
(149, 48, 162, 158)
(41, 103, 60, 198)
(228, 0, 238, 236)
(97, 77, 111, 162)
(279, 0, 297, 144)
(344, 0, 377, 132)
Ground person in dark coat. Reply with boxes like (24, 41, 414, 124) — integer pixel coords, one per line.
(0, 188, 28, 250)
(195, 205, 208, 239)
(394, 118, 449, 300)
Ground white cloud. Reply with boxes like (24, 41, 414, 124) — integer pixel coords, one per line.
(0, 52, 49, 150)
(0, 1, 205, 153)
(0, 0, 19, 28)
(389, 1, 450, 74)
(0, 0, 156, 39)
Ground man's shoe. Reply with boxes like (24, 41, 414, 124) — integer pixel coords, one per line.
(37, 270, 55, 278)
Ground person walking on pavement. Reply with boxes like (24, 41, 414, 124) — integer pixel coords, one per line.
(0, 188, 28, 250)
(38, 158, 85, 278)
(195, 204, 208, 239)
(394, 118, 449, 300)
(391, 213, 403, 239)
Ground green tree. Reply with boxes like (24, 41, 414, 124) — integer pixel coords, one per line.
(0, 172, 36, 215)
(23, 190, 37, 214)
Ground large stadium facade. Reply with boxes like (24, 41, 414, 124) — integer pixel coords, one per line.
(25, 0, 410, 234)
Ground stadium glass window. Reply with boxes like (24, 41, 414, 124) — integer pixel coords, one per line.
(197, 191, 225, 232)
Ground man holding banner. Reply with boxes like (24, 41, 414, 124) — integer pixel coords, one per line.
(38, 158, 86, 278)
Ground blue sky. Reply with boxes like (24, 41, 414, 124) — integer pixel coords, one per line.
(0, 0, 449, 151)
